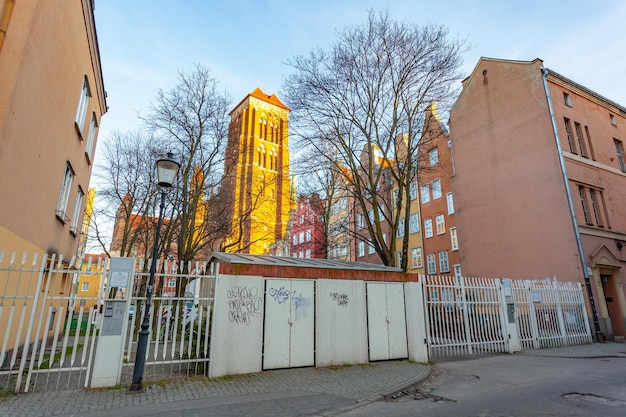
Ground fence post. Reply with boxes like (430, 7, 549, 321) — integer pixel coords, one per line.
(553, 279, 568, 346)
(525, 281, 540, 349)
(458, 276, 473, 355)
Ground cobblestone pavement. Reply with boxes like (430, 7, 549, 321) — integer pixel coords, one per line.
(0, 360, 430, 417)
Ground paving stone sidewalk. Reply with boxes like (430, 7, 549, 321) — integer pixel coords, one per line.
(0, 360, 430, 417)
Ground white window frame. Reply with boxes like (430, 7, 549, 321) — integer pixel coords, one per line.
(446, 192, 454, 214)
(409, 213, 419, 234)
(368, 238, 375, 254)
(56, 163, 74, 222)
(426, 253, 436, 275)
(432, 178, 442, 200)
(357, 213, 364, 229)
(168, 279, 177, 288)
(81, 282, 89, 292)
(438, 250, 450, 273)
(424, 218, 433, 238)
(436, 214, 445, 235)
(453, 264, 462, 279)
(358, 241, 365, 257)
(299, 231, 304, 244)
(305, 249, 311, 258)
(305, 229, 311, 242)
(429, 148, 438, 166)
(411, 247, 423, 269)
(396, 217, 405, 237)
(397, 251, 403, 267)
(450, 227, 459, 251)
(293, 234, 298, 245)
(85, 112, 98, 161)
(409, 182, 417, 200)
(420, 184, 430, 204)
(70, 186, 85, 235)
(75, 76, 91, 132)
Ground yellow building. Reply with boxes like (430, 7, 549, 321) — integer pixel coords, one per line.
(221, 88, 291, 254)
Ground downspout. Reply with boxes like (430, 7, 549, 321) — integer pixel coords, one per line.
(540, 66, 601, 339)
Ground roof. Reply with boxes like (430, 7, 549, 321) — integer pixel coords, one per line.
(209, 252, 402, 273)
(230, 87, 291, 115)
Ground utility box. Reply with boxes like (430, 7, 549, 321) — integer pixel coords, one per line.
(91, 257, 134, 388)
(501, 278, 521, 353)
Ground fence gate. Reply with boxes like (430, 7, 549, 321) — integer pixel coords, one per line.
(423, 275, 593, 358)
(0, 252, 107, 393)
(120, 259, 216, 384)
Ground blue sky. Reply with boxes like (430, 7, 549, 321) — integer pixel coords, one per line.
(94, 0, 626, 157)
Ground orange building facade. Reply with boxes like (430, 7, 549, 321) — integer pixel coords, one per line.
(0, 0, 107, 258)
(450, 58, 626, 340)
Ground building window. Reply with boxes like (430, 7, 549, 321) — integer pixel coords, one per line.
(168, 279, 177, 288)
(453, 264, 462, 279)
(446, 192, 454, 214)
(299, 214, 304, 224)
(341, 244, 347, 257)
(85, 113, 98, 162)
(397, 251, 403, 267)
(435, 214, 445, 235)
(305, 249, 311, 258)
(306, 229, 311, 242)
(75, 76, 91, 133)
(382, 232, 387, 243)
(397, 217, 405, 237)
(578, 185, 591, 225)
(432, 179, 442, 199)
(438, 250, 450, 273)
(299, 231, 305, 244)
(411, 247, 423, 269)
(424, 218, 433, 238)
(292, 234, 298, 245)
(426, 253, 436, 275)
(589, 189, 603, 226)
(409, 182, 417, 200)
(357, 213, 364, 229)
(563, 92, 572, 107)
(420, 184, 430, 204)
(368, 238, 375, 254)
(69, 187, 85, 235)
(564, 118, 576, 154)
(358, 241, 365, 257)
(614, 139, 626, 172)
(56, 163, 74, 222)
(610, 114, 617, 126)
(81, 282, 89, 292)
(429, 148, 438, 166)
(409, 213, 419, 234)
(450, 227, 458, 250)
(574, 122, 588, 158)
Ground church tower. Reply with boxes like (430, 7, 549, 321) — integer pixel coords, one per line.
(221, 88, 291, 254)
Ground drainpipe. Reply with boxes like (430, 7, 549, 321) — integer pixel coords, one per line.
(540, 66, 601, 340)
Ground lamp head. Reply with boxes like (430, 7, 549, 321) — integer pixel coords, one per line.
(156, 152, 180, 187)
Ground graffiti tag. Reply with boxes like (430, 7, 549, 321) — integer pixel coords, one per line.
(330, 292, 349, 306)
(269, 286, 296, 304)
(227, 286, 262, 326)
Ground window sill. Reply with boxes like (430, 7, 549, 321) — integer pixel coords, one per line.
(69, 226, 78, 237)
(55, 210, 69, 224)
(74, 122, 84, 140)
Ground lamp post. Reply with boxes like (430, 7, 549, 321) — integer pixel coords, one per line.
(130, 152, 180, 392)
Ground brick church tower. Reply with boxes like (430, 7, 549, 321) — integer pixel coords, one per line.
(221, 88, 292, 254)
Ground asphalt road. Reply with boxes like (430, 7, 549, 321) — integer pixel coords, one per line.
(339, 353, 626, 417)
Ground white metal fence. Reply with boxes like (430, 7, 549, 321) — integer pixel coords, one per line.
(423, 275, 592, 358)
(0, 252, 107, 393)
(120, 259, 216, 384)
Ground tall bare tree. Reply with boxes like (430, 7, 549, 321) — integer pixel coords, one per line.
(284, 11, 465, 269)
(142, 64, 231, 286)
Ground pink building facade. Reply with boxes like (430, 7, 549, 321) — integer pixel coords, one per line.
(450, 58, 626, 340)
(289, 194, 325, 259)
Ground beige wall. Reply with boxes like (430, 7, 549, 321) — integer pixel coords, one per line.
(0, 0, 106, 258)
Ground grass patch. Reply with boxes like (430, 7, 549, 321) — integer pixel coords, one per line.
(37, 344, 84, 369)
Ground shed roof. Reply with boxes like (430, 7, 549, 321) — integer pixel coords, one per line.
(209, 252, 402, 272)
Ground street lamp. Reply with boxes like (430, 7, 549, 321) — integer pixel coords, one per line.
(130, 152, 180, 392)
